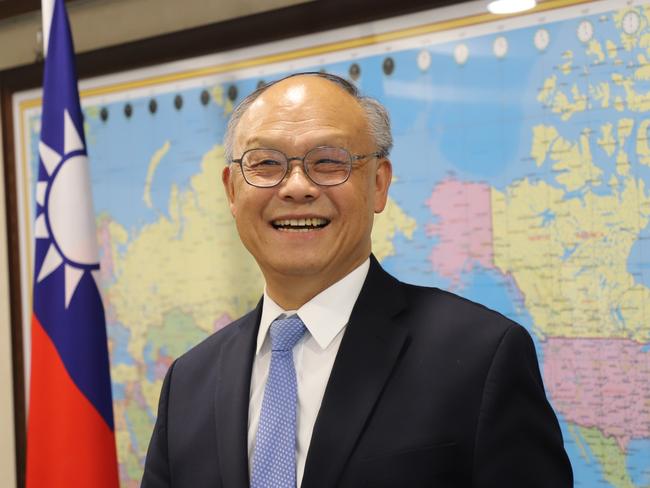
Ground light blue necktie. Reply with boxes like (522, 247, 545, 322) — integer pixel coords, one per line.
(251, 315, 307, 488)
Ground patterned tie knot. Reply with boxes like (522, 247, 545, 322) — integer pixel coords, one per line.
(270, 315, 306, 352)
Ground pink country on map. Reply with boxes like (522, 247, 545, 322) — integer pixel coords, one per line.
(425, 177, 494, 288)
(543, 337, 650, 451)
(213, 313, 233, 332)
(97, 218, 118, 324)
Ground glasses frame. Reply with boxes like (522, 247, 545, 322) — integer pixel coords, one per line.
(230, 146, 384, 188)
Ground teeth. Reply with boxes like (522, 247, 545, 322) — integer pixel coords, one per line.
(277, 227, 312, 232)
(272, 218, 329, 230)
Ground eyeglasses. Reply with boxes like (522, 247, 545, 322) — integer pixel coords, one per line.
(230, 146, 384, 188)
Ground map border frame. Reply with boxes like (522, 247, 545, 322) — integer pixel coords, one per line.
(5, 0, 635, 483)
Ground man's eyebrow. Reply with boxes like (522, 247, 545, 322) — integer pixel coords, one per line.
(242, 136, 349, 150)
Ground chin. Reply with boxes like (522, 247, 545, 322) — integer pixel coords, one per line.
(277, 260, 324, 276)
(265, 255, 329, 276)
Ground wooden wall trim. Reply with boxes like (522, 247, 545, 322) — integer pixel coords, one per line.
(0, 75, 26, 488)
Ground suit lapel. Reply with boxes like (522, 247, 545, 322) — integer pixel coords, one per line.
(302, 256, 409, 488)
(214, 301, 262, 488)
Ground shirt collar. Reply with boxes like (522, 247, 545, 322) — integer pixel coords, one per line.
(257, 258, 370, 354)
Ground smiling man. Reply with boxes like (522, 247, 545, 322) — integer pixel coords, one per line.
(142, 73, 573, 488)
(223, 75, 391, 311)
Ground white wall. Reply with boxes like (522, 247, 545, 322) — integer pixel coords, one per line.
(0, 0, 312, 71)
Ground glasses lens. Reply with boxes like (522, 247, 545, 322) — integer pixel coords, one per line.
(242, 149, 287, 187)
(305, 147, 351, 185)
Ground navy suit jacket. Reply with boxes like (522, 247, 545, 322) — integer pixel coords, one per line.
(142, 256, 572, 487)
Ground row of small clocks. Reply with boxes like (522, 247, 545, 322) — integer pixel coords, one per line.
(97, 9, 644, 121)
(441, 11, 642, 66)
(577, 10, 640, 43)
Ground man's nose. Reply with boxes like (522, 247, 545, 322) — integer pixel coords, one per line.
(277, 162, 320, 202)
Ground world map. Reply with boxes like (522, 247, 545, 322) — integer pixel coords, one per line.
(21, 1, 650, 485)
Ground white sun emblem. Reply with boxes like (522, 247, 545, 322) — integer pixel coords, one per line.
(34, 109, 99, 308)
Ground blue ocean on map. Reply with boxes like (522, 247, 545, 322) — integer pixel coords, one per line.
(84, 89, 226, 231)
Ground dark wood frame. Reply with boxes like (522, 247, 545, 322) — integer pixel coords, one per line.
(0, 1, 42, 21)
(0, 0, 465, 485)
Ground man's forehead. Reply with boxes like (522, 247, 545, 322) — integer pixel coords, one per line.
(235, 76, 368, 144)
(250, 75, 358, 111)
(250, 82, 308, 109)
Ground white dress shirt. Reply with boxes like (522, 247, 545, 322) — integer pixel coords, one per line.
(247, 258, 370, 488)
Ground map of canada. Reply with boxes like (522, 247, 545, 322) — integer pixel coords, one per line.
(23, 2, 650, 485)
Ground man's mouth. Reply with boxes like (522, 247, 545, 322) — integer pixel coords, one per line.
(271, 218, 330, 232)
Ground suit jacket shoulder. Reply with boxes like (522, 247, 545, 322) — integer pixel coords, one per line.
(304, 257, 572, 487)
(142, 303, 261, 488)
(174, 304, 260, 376)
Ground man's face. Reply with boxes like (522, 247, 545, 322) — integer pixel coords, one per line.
(222, 76, 392, 293)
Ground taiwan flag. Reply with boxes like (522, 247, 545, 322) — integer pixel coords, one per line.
(25, 0, 119, 486)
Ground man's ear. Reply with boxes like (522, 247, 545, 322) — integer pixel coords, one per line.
(222, 165, 237, 217)
(374, 158, 392, 214)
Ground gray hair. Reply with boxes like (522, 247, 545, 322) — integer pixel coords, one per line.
(223, 72, 393, 162)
